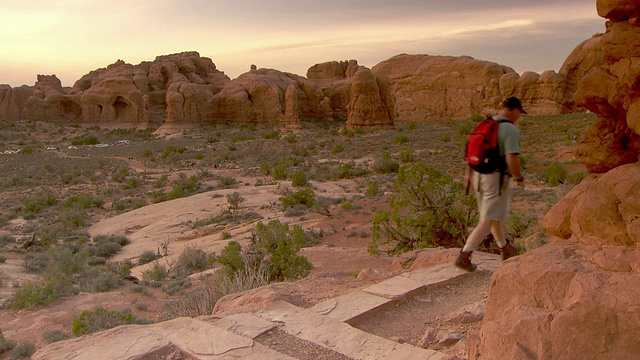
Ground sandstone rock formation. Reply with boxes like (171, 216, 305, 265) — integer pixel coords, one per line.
(572, 0, 640, 173)
(0, 84, 33, 121)
(209, 68, 331, 126)
(17, 52, 230, 128)
(477, 1, 640, 358)
(372, 54, 517, 122)
(306, 60, 394, 128)
(307, 60, 361, 120)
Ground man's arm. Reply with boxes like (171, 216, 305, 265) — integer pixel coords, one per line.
(506, 153, 524, 186)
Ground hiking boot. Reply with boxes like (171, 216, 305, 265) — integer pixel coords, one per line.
(500, 242, 518, 261)
(455, 250, 477, 272)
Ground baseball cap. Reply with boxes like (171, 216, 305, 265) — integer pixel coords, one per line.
(503, 96, 527, 114)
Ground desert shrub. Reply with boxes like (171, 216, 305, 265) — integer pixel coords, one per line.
(162, 145, 186, 159)
(248, 220, 312, 281)
(399, 150, 414, 164)
(456, 119, 475, 137)
(370, 162, 477, 255)
(216, 220, 312, 282)
(79, 267, 122, 292)
(544, 162, 567, 186)
(226, 191, 245, 214)
(291, 171, 307, 187)
(91, 241, 122, 258)
(506, 210, 539, 239)
(58, 207, 88, 229)
(330, 144, 344, 154)
(10, 280, 59, 309)
(137, 249, 158, 265)
(163, 279, 191, 295)
(217, 176, 237, 188)
(72, 307, 141, 336)
(220, 232, 232, 240)
(21, 191, 57, 214)
(373, 152, 399, 174)
(262, 129, 280, 139)
(167, 173, 199, 200)
(64, 194, 103, 209)
(141, 263, 168, 282)
(567, 171, 588, 185)
(9, 342, 35, 359)
(0, 329, 16, 355)
(366, 181, 379, 197)
(280, 189, 315, 210)
(71, 136, 99, 146)
(111, 167, 130, 183)
(23, 253, 50, 273)
(42, 329, 70, 343)
(177, 246, 210, 274)
(394, 135, 410, 144)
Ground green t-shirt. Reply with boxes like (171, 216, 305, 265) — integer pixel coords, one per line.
(494, 116, 520, 156)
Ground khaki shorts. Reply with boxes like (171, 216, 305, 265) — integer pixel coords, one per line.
(472, 171, 510, 222)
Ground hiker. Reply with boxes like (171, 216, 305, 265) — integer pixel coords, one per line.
(455, 96, 526, 271)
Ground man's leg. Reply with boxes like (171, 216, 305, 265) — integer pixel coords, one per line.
(456, 219, 492, 271)
(491, 221, 517, 260)
(490, 221, 507, 248)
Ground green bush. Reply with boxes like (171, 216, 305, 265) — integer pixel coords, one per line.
(226, 191, 245, 214)
(567, 171, 588, 185)
(137, 249, 158, 265)
(177, 246, 209, 274)
(506, 210, 538, 239)
(72, 307, 139, 336)
(42, 330, 70, 343)
(280, 189, 315, 210)
(366, 181, 379, 197)
(162, 145, 186, 159)
(291, 171, 307, 187)
(10, 280, 59, 309)
(373, 152, 399, 174)
(394, 135, 410, 144)
(71, 136, 99, 146)
(248, 220, 312, 281)
(217, 220, 312, 282)
(0, 329, 16, 355)
(399, 150, 414, 164)
(21, 191, 57, 214)
(544, 162, 567, 186)
(10, 342, 35, 359)
(331, 144, 344, 154)
(370, 162, 477, 255)
(141, 263, 168, 282)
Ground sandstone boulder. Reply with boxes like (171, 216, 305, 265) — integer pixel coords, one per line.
(479, 3, 640, 358)
(573, 5, 640, 172)
(478, 242, 640, 359)
(499, 70, 569, 114)
(346, 67, 394, 129)
(0, 84, 33, 121)
(210, 68, 330, 126)
(371, 54, 517, 122)
(544, 162, 640, 245)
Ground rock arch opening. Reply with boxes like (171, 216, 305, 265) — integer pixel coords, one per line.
(113, 96, 129, 120)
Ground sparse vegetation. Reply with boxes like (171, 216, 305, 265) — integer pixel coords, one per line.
(72, 307, 145, 336)
(0, 114, 597, 344)
(370, 162, 477, 255)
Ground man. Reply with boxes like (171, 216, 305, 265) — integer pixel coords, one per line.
(455, 96, 526, 271)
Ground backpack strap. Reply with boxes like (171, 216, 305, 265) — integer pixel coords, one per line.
(496, 119, 511, 196)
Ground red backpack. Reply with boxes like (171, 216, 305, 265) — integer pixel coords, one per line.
(466, 116, 509, 174)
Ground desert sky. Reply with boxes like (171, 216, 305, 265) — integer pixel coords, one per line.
(0, 0, 604, 87)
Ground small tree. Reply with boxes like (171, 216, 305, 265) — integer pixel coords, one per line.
(226, 191, 245, 214)
(370, 162, 477, 255)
